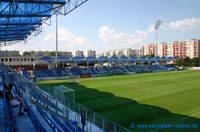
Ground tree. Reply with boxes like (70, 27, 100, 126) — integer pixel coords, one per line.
(23, 51, 31, 56)
(184, 57, 191, 66)
(191, 57, 200, 67)
(144, 54, 155, 57)
(175, 57, 200, 67)
(120, 55, 126, 58)
(44, 51, 56, 56)
(129, 54, 137, 57)
(176, 58, 184, 66)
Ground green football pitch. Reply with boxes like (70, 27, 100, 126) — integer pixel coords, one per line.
(37, 71, 200, 132)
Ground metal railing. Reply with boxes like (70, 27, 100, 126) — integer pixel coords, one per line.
(13, 71, 131, 132)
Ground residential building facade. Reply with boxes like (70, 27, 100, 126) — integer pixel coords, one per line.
(140, 39, 200, 58)
(87, 50, 96, 57)
(0, 50, 20, 57)
(75, 50, 84, 57)
(105, 48, 139, 57)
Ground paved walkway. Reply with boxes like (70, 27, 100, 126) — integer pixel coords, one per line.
(31, 105, 54, 132)
(12, 106, 37, 132)
(0, 97, 5, 132)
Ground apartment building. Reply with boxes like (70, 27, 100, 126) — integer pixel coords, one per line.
(140, 39, 200, 58)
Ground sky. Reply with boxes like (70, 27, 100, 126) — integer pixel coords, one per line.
(2, 0, 200, 54)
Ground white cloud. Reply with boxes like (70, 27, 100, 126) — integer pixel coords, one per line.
(44, 27, 89, 48)
(99, 26, 139, 48)
(98, 25, 154, 49)
(2, 27, 90, 54)
(168, 18, 200, 30)
(147, 24, 156, 32)
(98, 18, 200, 49)
(2, 18, 200, 54)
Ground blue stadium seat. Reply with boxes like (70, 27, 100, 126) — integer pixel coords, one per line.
(36, 106, 64, 132)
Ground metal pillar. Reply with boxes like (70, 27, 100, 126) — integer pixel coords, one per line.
(0, 45, 1, 64)
(56, 13, 58, 68)
(156, 29, 158, 57)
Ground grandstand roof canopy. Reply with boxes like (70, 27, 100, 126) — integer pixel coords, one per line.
(58, 56, 70, 61)
(0, 0, 66, 45)
(71, 56, 84, 61)
(120, 56, 129, 61)
(98, 56, 109, 61)
(110, 56, 119, 61)
(40, 56, 177, 62)
(40, 56, 54, 61)
(85, 56, 97, 61)
(0, 0, 88, 46)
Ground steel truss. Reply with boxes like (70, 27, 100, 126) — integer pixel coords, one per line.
(0, 0, 88, 46)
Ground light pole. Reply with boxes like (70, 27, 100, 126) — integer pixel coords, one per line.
(156, 29, 158, 57)
(0, 45, 1, 64)
(155, 20, 162, 57)
(56, 13, 58, 68)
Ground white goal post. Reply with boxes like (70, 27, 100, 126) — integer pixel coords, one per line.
(53, 85, 75, 104)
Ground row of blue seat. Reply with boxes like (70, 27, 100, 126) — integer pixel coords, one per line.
(51, 113, 83, 132)
(31, 65, 177, 78)
(64, 120, 82, 132)
(26, 103, 47, 132)
(51, 114, 72, 132)
(29, 88, 62, 113)
(36, 106, 64, 132)
(33, 69, 69, 78)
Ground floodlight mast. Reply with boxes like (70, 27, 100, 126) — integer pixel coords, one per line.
(156, 29, 158, 57)
(0, 45, 1, 61)
(155, 20, 162, 57)
(56, 13, 58, 68)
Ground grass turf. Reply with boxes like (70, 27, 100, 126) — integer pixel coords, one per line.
(37, 71, 200, 132)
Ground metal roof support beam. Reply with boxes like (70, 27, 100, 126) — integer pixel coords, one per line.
(0, 0, 88, 45)
(1, 0, 66, 5)
(0, 32, 31, 36)
(0, 28, 35, 32)
(0, 38, 26, 41)
(0, 2, 63, 18)
(0, 14, 51, 18)
(63, 0, 88, 15)
(0, 39, 24, 42)
(0, 23, 41, 26)
(0, 36, 27, 39)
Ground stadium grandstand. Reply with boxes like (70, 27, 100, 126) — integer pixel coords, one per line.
(15, 56, 177, 79)
(0, 0, 110, 132)
(30, 58, 177, 79)
(2, 1, 199, 132)
(0, 65, 105, 132)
